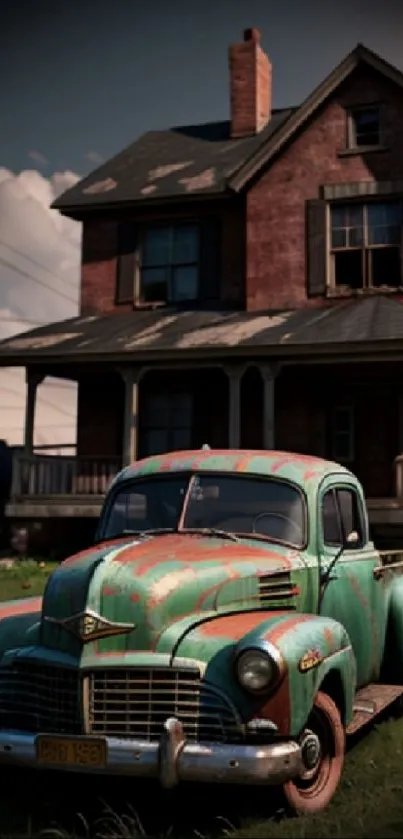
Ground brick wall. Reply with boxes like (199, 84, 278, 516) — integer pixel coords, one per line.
(246, 66, 403, 310)
(80, 199, 246, 316)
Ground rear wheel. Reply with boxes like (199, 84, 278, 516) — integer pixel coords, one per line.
(283, 690, 345, 815)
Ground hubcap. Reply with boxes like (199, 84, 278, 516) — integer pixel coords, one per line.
(301, 730, 321, 775)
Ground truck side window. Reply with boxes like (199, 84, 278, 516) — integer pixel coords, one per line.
(336, 488, 365, 547)
(322, 491, 342, 546)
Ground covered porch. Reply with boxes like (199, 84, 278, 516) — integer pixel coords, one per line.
(2, 297, 403, 551)
(8, 360, 276, 519)
(7, 358, 403, 535)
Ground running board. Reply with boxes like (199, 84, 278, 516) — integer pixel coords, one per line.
(346, 684, 403, 735)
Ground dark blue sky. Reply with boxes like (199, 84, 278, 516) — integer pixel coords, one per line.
(2, 0, 403, 177)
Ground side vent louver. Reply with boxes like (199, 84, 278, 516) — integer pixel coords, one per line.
(258, 571, 297, 608)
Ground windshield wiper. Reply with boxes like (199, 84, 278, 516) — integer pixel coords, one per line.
(182, 527, 239, 542)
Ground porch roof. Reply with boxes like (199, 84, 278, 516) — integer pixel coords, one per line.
(1, 296, 403, 366)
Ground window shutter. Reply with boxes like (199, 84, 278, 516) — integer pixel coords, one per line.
(116, 221, 137, 303)
(199, 217, 222, 301)
(306, 199, 327, 297)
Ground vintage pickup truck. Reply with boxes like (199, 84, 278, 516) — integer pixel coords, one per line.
(0, 448, 403, 815)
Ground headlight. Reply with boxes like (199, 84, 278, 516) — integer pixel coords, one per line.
(236, 648, 276, 693)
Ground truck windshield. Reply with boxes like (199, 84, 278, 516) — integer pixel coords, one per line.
(102, 473, 306, 549)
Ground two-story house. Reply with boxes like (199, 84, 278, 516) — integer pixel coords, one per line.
(2, 27, 403, 555)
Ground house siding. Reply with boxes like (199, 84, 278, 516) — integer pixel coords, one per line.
(246, 65, 403, 311)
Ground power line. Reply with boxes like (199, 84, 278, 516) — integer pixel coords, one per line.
(0, 316, 49, 326)
(0, 238, 80, 292)
(0, 256, 79, 306)
(0, 370, 77, 391)
(0, 385, 76, 418)
(0, 425, 75, 430)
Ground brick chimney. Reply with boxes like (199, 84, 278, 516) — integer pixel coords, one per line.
(229, 28, 272, 138)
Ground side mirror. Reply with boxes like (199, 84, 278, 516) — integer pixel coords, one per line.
(344, 530, 359, 548)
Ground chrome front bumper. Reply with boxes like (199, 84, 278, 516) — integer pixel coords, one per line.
(0, 718, 303, 788)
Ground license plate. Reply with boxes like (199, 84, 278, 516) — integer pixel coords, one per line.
(36, 735, 107, 768)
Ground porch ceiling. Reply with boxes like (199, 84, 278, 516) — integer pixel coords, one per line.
(0, 296, 403, 366)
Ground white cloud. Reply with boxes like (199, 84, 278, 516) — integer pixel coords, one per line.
(84, 150, 104, 165)
(28, 150, 49, 167)
(0, 168, 82, 447)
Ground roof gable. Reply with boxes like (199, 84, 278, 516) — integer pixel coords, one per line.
(53, 43, 403, 215)
(229, 43, 403, 191)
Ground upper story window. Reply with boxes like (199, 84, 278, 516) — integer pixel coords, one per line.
(116, 217, 222, 307)
(141, 224, 199, 303)
(330, 200, 402, 290)
(348, 106, 381, 149)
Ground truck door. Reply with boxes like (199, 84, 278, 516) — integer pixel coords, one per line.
(318, 479, 386, 687)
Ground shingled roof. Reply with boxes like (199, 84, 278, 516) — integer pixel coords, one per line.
(51, 109, 296, 213)
(53, 43, 403, 216)
(0, 297, 402, 366)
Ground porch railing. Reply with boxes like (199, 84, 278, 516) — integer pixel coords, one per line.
(10, 453, 122, 499)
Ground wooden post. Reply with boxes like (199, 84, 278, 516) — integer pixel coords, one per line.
(226, 366, 244, 448)
(260, 364, 278, 450)
(24, 370, 44, 453)
(395, 395, 403, 500)
(118, 368, 141, 466)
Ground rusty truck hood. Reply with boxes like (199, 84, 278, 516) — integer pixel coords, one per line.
(39, 532, 307, 657)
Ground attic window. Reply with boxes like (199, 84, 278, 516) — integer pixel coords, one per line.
(349, 106, 381, 148)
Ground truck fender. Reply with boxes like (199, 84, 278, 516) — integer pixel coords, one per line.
(0, 597, 42, 658)
(381, 575, 403, 681)
(174, 610, 356, 737)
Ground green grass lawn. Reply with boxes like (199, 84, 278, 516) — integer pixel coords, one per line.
(0, 564, 403, 838)
(1, 719, 403, 838)
(0, 559, 57, 602)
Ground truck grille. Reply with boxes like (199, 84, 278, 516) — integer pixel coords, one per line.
(88, 668, 243, 743)
(0, 662, 243, 744)
(0, 661, 80, 734)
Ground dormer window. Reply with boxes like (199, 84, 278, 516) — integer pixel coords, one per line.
(348, 105, 381, 148)
(141, 224, 200, 303)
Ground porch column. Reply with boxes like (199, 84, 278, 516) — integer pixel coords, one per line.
(226, 366, 244, 448)
(119, 368, 141, 466)
(395, 394, 403, 499)
(24, 370, 44, 453)
(260, 364, 277, 450)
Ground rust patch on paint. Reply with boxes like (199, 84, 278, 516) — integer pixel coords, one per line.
(265, 613, 313, 645)
(324, 626, 334, 651)
(0, 597, 42, 620)
(196, 611, 289, 639)
(259, 674, 291, 734)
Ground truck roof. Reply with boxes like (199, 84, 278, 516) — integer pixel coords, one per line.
(117, 449, 353, 490)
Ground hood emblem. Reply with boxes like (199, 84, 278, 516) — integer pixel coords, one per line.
(44, 609, 136, 643)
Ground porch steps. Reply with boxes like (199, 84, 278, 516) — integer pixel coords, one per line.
(346, 683, 403, 735)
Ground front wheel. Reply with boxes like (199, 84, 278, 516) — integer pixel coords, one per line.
(283, 690, 345, 815)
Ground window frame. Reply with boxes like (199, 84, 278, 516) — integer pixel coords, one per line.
(98, 471, 309, 550)
(321, 485, 366, 551)
(347, 104, 382, 150)
(327, 198, 403, 292)
(140, 391, 194, 457)
(330, 405, 355, 464)
(139, 222, 201, 304)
